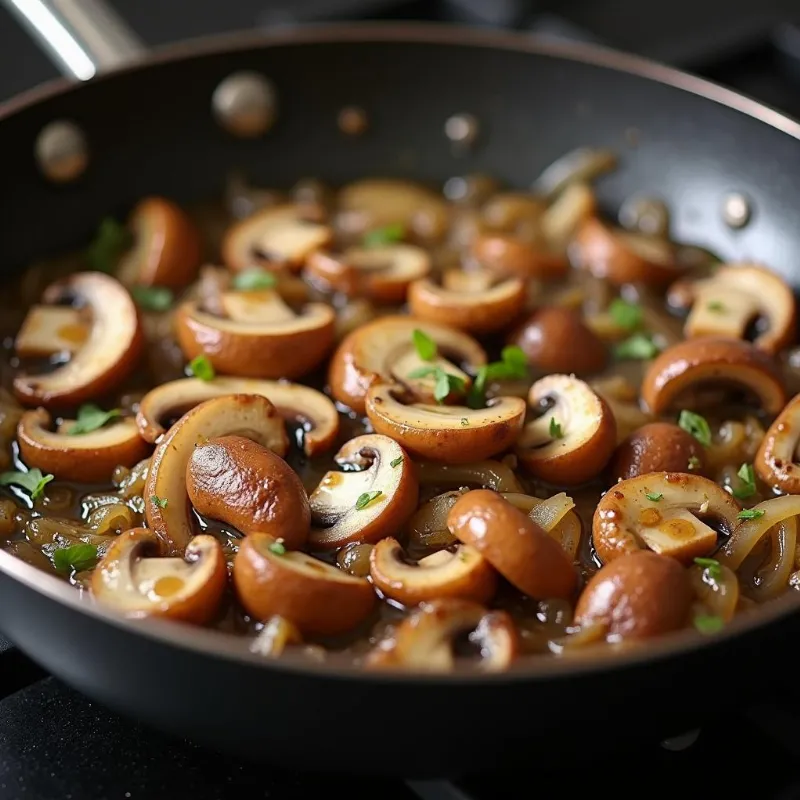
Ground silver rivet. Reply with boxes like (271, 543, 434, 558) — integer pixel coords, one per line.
(722, 192, 752, 229)
(212, 71, 277, 138)
(660, 729, 701, 752)
(337, 106, 368, 137)
(445, 113, 479, 149)
(34, 120, 88, 183)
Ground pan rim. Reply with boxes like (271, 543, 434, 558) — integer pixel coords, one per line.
(1, 20, 800, 685)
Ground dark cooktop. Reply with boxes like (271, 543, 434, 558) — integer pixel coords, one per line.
(3, 1, 800, 798)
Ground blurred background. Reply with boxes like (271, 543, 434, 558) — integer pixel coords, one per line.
(3, 0, 800, 116)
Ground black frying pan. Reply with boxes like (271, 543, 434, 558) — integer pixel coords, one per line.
(1, 1, 800, 779)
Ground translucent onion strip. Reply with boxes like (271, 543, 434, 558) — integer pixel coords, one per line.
(405, 490, 465, 553)
(688, 562, 739, 621)
(502, 492, 581, 560)
(250, 616, 302, 658)
(417, 461, 523, 493)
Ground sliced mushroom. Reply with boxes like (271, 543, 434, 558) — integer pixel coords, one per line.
(136, 376, 338, 455)
(667, 264, 796, 355)
(233, 533, 376, 635)
(516, 375, 616, 486)
(222, 204, 333, 271)
(573, 216, 683, 285)
(116, 197, 202, 289)
(188, 435, 310, 549)
(218, 290, 296, 324)
(175, 292, 335, 380)
(369, 537, 497, 605)
(447, 489, 577, 600)
(14, 273, 143, 409)
(472, 233, 568, 280)
(328, 316, 486, 414)
(609, 422, 705, 483)
(17, 408, 150, 483)
(144, 394, 288, 554)
(408, 273, 525, 334)
(366, 385, 526, 463)
(367, 598, 518, 672)
(755, 393, 800, 493)
(590, 375, 653, 444)
(14, 306, 88, 358)
(308, 434, 418, 551)
(641, 338, 787, 415)
(92, 529, 227, 624)
(305, 243, 430, 303)
(592, 472, 740, 565)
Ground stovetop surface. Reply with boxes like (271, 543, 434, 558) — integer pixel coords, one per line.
(3, 1, 800, 798)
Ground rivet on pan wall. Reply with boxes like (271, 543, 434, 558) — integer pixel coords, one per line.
(337, 106, 368, 136)
(444, 113, 479, 150)
(212, 71, 277, 138)
(34, 120, 88, 183)
(722, 192, 752, 229)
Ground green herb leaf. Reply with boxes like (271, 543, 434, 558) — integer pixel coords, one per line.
(0, 468, 54, 501)
(694, 556, 722, 580)
(460, 417, 469, 426)
(738, 508, 765, 520)
(434, 370, 466, 404)
(613, 333, 660, 360)
(694, 615, 724, 635)
(86, 217, 132, 273)
(467, 347, 529, 408)
(188, 355, 215, 382)
(355, 490, 383, 511)
(232, 267, 277, 291)
(363, 223, 405, 248)
(688, 455, 701, 471)
(412, 329, 437, 361)
(131, 285, 173, 312)
(707, 301, 725, 313)
(268, 539, 286, 555)
(68, 404, 121, 436)
(499, 345, 528, 376)
(390, 456, 403, 468)
(549, 417, 564, 439)
(150, 494, 168, 509)
(645, 492, 663, 502)
(53, 543, 99, 573)
(609, 298, 642, 330)
(732, 462, 756, 499)
(678, 410, 711, 447)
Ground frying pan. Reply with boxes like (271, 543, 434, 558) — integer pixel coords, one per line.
(1, 0, 800, 779)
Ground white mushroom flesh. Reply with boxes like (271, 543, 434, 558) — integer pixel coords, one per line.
(15, 306, 88, 357)
(220, 290, 296, 324)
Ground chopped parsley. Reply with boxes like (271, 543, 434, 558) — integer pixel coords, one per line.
(355, 490, 383, 510)
(467, 345, 529, 408)
(732, 462, 756, 500)
(187, 355, 216, 382)
(694, 557, 721, 580)
(738, 508, 765, 520)
(645, 492, 663, 502)
(549, 417, 564, 439)
(678, 410, 711, 447)
(0, 468, 53, 501)
(460, 418, 469, 426)
(390, 456, 403, 468)
(407, 366, 466, 403)
(86, 217, 132, 273)
(687, 455, 701, 471)
(268, 539, 286, 555)
(613, 333, 659, 360)
(707, 301, 726, 313)
(53, 543, 99, 573)
(131, 285, 173, 312)
(68, 404, 121, 436)
(412, 328, 437, 361)
(694, 615, 724, 635)
(232, 267, 277, 291)
(363, 222, 405, 248)
(150, 495, 168, 509)
(609, 298, 642, 330)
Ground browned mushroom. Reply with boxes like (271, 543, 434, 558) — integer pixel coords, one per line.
(365, 384, 525, 463)
(222, 204, 333, 272)
(573, 550, 693, 641)
(590, 376, 654, 444)
(14, 273, 143, 409)
(187, 435, 310, 550)
(308, 434, 418, 550)
(641, 337, 787, 415)
(92, 528, 227, 624)
(369, 537, 497, 605)
(516, 375, 616, 486)
(328, 316, 486, 414)
(471, 232, 568, 280)
(509, 307, 608, 375)
(116, 197, 202, 289)
(755, 393, 800, 494)
(144, 394, 288, 554)
(609, 422, 706, 483)
(592, 472, 740, 564)
(174, 290, 335, 380)
(14, 306, 88, 358)
(17, 408, 150, 483)
(667, 264, 796, 355)
(233, 533, 376, 635)
(447, 489, 577, 599)
(135, 376, 338, 455)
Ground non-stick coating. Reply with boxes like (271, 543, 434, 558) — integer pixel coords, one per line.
(0, 25, 800, 777)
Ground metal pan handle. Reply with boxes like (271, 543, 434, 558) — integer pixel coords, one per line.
(1, 0, 148, 81)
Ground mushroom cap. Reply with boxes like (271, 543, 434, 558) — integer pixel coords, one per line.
(641, 337, 787, 415)
(755, 392, 800, 494)
(145, 394, 289, 554)
(447, 489, 577, 600)
(309, 434, 418, 550)
(408, 274, 525, 334)
(667, 263, 796, 355)
(135, 376, 338, 455)
(91, 529, 227, 624)
(328, 315, 486, 415)
(369, 537, 497, 606)
(472, 233, 568, 280)
(516, 374, 617, 486)
(17, 408, 150, 483)
(174, 298, 335, 380)
(592, 472, 741, 565)
(14, 273, 143, 409)
(365, 385, 526, 464)
(233, 533, 376, 636)
(609, 422, 705, 483)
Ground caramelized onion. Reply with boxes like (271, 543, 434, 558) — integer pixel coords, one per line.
(502, 492, 582, 560)
(416, 460, 523, 493)
(689, 561, 739, 621)
(405, 490, 465, 553)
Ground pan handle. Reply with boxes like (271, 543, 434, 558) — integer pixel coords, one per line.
(2, 0, 148, 81)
